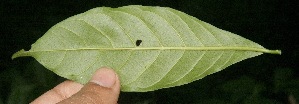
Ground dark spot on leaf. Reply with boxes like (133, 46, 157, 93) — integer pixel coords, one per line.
(136, 40, 142, 46)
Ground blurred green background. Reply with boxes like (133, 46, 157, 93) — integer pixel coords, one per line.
(1, 0, 298, 103)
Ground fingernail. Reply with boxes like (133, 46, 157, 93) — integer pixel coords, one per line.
(90, 67, 116, 88)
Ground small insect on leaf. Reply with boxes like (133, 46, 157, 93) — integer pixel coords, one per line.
(136, 40, 142, 46)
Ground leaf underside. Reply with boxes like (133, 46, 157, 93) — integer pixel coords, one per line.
(12, 5, 281, 92)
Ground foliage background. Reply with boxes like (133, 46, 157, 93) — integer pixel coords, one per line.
(1, 0, 298, 103)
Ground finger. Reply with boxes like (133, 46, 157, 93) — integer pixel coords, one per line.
(58, 67, 120, 104)
(31, 80, 83, 104)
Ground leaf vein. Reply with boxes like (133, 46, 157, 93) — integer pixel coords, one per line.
(189, 18, 223, 46)
(146, 50, 185, 88)
(53, 51, 67, 71)
(168, 51, 206, 85)
(117, 50, 134, 78)
(100, 11, 135, 47)
(58, 26, 88, 47)
(143, 8, 186, 47)
(77, 51, 101, 77)
(164, 9, 204, 47)
(77, 19, 115, 48)
(116, 7, 164, 47)
(124, 50, 162, 86)
(196, 51, 225, 79)
(218, 51, 235, 71)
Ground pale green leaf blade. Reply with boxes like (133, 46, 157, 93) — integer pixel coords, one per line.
(12, 5, 281, 92)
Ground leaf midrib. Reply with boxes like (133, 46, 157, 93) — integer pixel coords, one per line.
(26, 47, 280, 54)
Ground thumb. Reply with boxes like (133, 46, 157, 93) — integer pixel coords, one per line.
(58, 67, 120, 104)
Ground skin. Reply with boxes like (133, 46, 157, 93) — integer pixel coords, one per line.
(31, 67, 120, 104)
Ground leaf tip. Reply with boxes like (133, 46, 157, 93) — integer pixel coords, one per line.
(267, 49, 282, 55)
(276, 50, 282, 55)
(11, 49, 29, 60)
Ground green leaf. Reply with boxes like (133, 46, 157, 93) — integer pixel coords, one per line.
(12, 5, 281, 92)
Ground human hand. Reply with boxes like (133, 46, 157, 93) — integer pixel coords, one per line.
(31, 67, 120, 104)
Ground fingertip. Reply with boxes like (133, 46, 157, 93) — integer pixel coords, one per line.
(90, 67, 117, 88)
